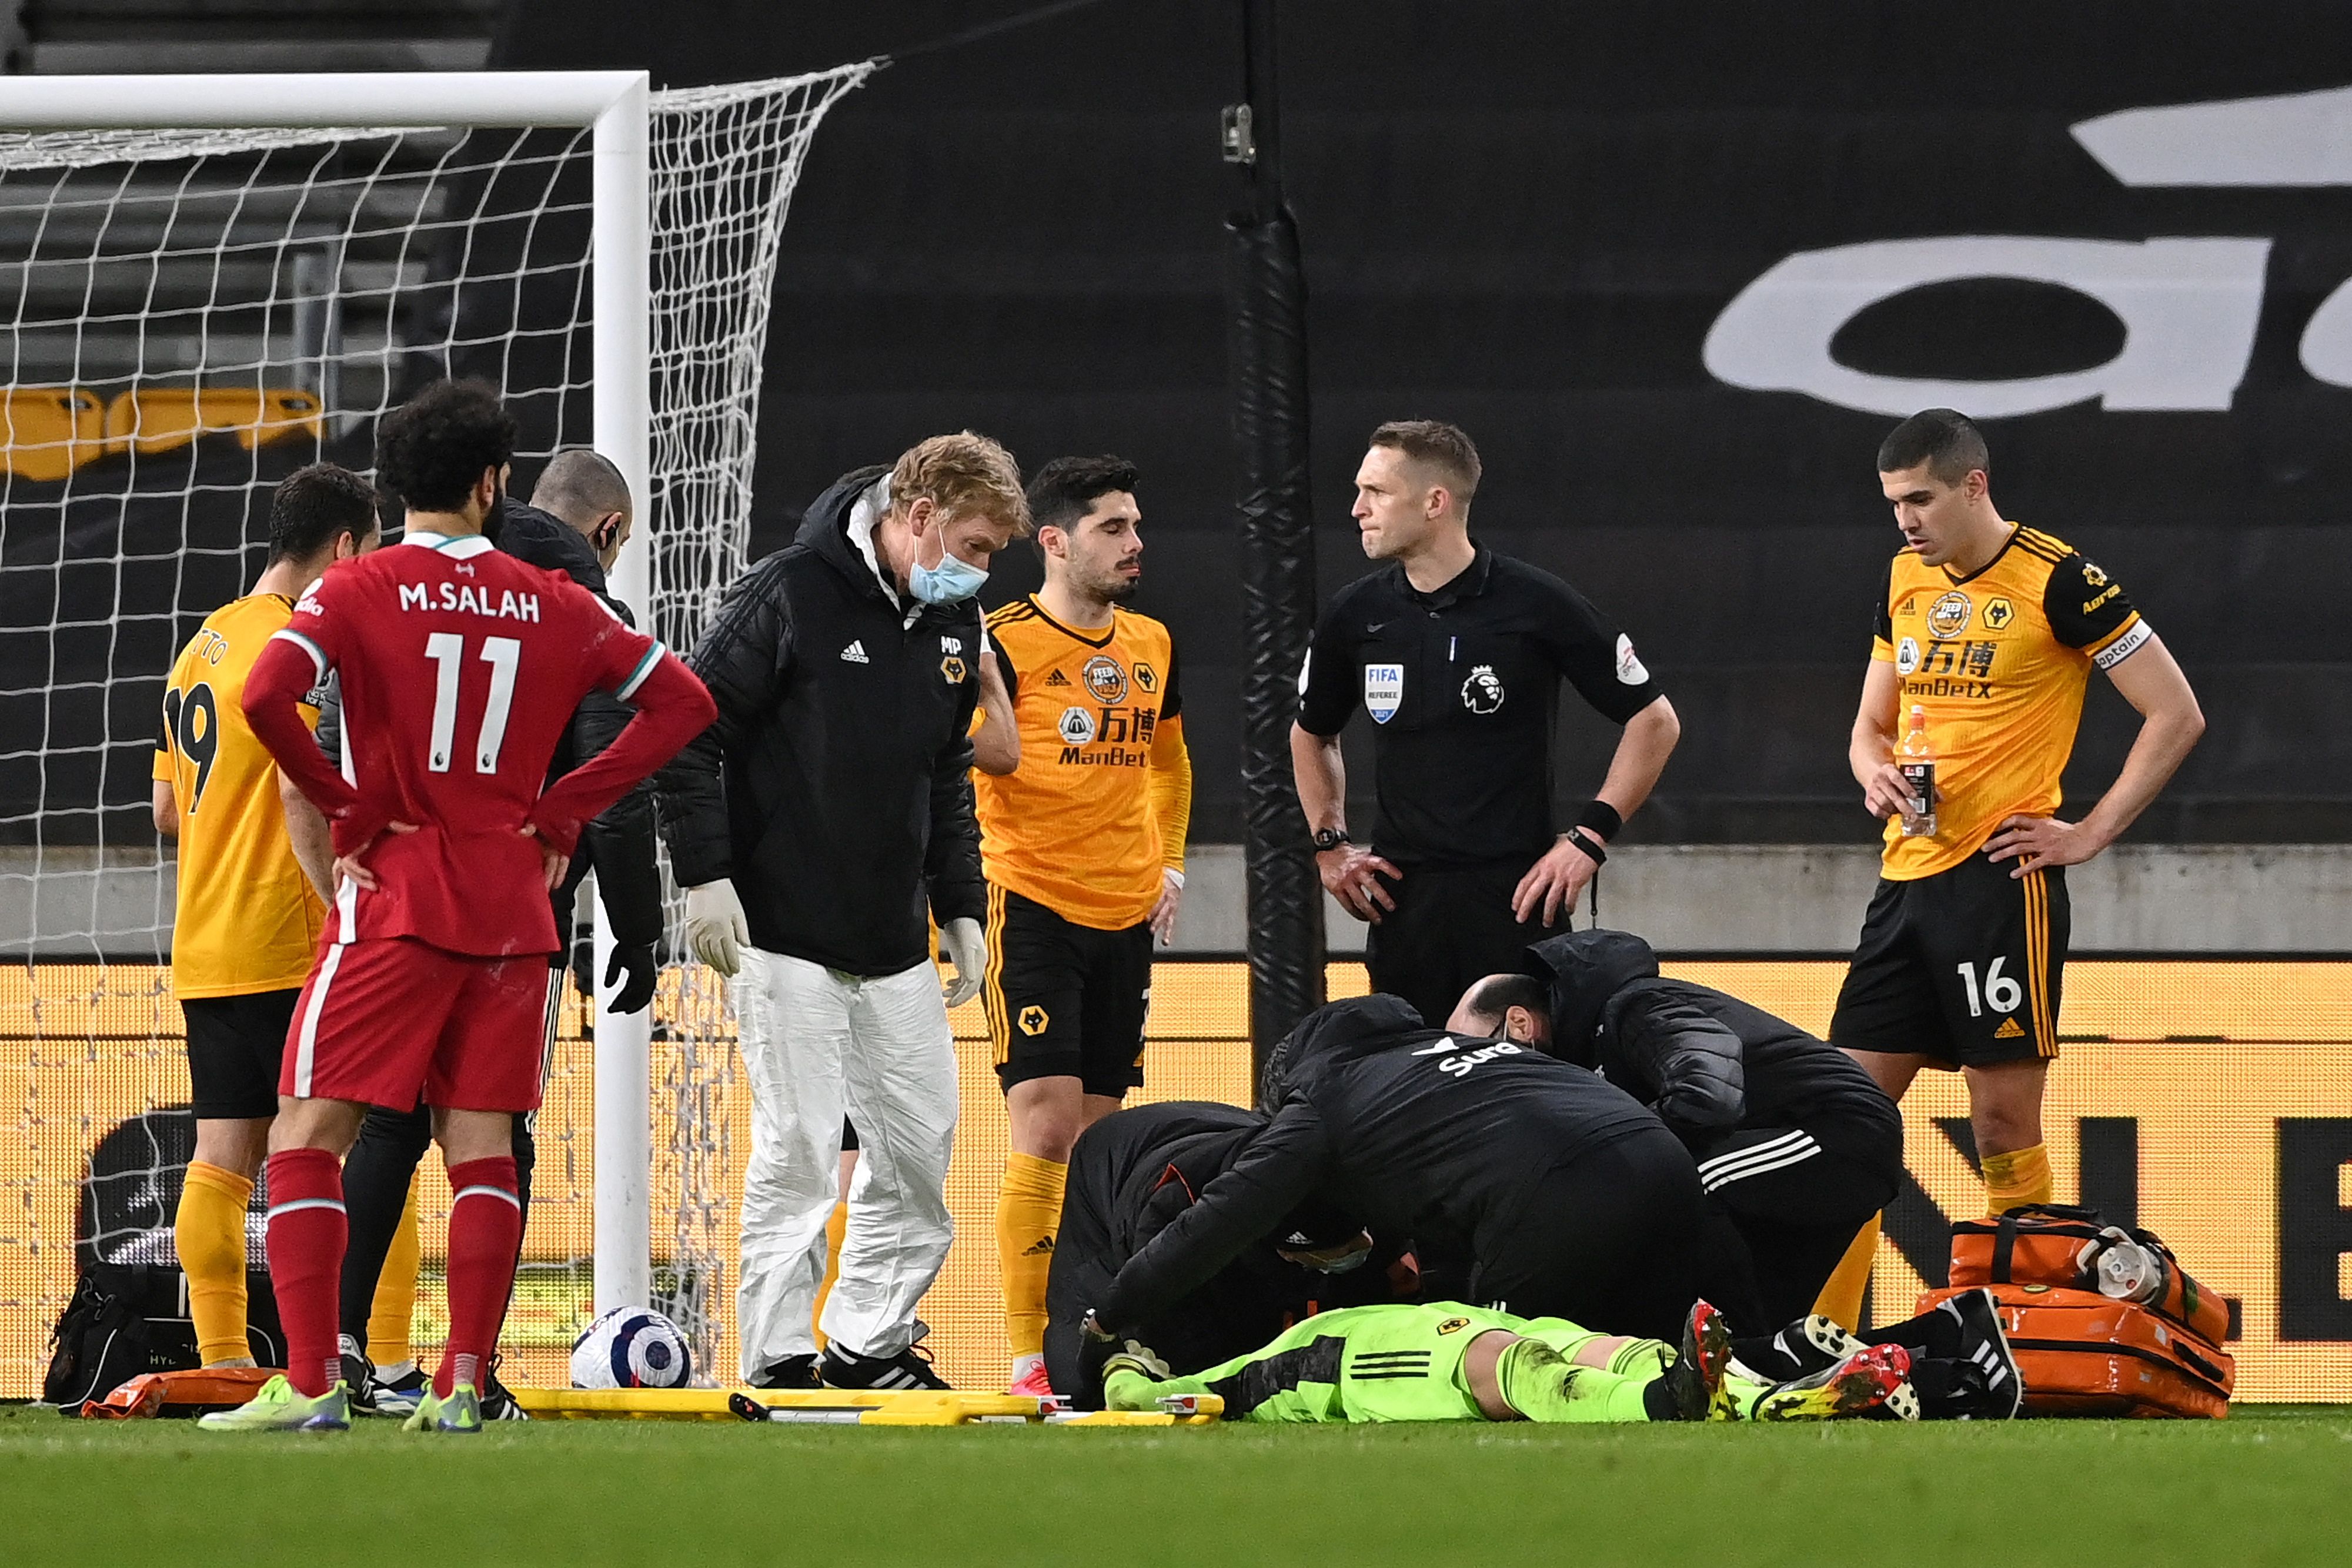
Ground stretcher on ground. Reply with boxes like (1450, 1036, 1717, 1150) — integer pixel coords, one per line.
(516, 1385, 1223, 1427)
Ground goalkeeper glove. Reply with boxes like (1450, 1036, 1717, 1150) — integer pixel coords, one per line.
(603, 942, 658, 1014)
(938, 916, 985, 1008)
(683, 880, 749, 978)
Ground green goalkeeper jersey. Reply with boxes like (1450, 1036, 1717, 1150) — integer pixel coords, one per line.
(1126, 1302, 1656, 1425)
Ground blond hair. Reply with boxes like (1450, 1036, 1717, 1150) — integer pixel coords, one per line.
(890, 431, 1031, 537)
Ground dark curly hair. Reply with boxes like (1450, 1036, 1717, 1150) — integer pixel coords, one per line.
(375, 379, 516, 512)
(265, 463, 380, 565)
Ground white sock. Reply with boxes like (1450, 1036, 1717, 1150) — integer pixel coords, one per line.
(1011, 1352, 1043, 1380)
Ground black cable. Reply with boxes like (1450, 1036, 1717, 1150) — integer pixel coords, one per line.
(877, 0, 1132, 68)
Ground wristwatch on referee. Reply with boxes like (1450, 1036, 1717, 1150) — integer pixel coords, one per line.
(1311, 827, 1351, 854)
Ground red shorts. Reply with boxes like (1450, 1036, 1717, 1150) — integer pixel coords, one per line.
(282, 937, 556, 1113)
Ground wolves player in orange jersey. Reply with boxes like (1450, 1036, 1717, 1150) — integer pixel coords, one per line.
(973, 456, 1192, 1395)
(201, 382, 713, 1433)
(1822, 409, 2203, 1319)
(154, 464, 380, 1370)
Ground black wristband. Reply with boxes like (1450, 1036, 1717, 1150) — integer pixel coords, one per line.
(1311, 827, 1351, 853)
(1564, 827, 1609, 867)
(1575, 800, 1623, 842)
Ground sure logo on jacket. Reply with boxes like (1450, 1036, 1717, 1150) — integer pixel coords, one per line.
(1409, 1035, 1525, 1078)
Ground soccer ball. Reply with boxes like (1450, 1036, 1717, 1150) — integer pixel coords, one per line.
(570, 1306, 694, 1389)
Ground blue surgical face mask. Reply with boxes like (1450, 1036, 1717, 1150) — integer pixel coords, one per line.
(908, 544, 989, 604)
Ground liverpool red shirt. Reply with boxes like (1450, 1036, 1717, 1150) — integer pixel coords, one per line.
(243, 530, 713, 958)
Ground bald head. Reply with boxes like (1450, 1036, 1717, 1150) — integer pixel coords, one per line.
(529, 449, 632, 567)
(1448, 972, 1551, 1044)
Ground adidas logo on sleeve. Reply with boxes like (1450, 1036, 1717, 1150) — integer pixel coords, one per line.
(840, 640, 868, 664)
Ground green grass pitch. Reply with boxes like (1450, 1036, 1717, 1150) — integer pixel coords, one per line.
(5, 1403, 2348, 1566)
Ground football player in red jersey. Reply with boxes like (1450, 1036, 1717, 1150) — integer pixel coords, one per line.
(203, 382, 714, 1434)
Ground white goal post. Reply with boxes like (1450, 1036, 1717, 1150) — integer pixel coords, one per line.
(0, 68, 866, 1373)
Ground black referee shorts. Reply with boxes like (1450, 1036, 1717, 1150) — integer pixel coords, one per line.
(1364, 858, 1563, 1031)
(983, 885, 1153, 1099)
(183, 988, 303, 1120)
(1830, 852, 2067, 1069)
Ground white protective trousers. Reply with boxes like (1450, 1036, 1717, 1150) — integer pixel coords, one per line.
(732, 948, 960, 1376)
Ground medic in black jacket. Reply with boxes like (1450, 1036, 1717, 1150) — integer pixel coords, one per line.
(1084, 994, 1710, 1345)
(657, 462, 988, 974)
(654, 438, 1029, 1390)
(1450, 928, 1904, 1325)
(1044, 1100, 1407, 1407)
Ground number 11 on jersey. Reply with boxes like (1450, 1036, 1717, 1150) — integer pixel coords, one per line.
(423, 631, 520, 774)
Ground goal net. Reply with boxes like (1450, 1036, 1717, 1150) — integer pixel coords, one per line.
(0, 65, 871, 1395)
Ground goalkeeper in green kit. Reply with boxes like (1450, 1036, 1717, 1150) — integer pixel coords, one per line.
(1097, 1299, 1913, 1425)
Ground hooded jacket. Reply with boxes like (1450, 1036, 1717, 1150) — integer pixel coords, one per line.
(1088, 994, 1661, 1333)
(1045, 1099, 1411, 1402)
(655, 466, 985, 974)
(1521, 928, 1899, 1146)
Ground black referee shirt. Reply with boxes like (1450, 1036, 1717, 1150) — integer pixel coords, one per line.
(1298, 546, 1661, 868)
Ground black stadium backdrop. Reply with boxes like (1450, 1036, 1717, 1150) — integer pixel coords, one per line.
(11, 0, 2352, 848)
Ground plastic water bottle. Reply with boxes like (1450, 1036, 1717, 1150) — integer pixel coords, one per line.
(1897, 706, 1936, 837)
(2086, 1231, 2163, 1303)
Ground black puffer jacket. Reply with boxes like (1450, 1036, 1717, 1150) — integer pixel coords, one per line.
(1522, 928, 1897, 1145)
(1090, 995, 1661, 1333)
(655, 466, 985, 974)
(1521, 928, 1745, 1135)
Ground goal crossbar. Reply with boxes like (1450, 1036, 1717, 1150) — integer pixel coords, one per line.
(0, 72, 650, 131)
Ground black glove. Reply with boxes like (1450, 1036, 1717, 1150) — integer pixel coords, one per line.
(603, 942, 658, 1015)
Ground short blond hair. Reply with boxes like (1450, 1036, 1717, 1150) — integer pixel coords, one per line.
(890, 431, 1031, 536)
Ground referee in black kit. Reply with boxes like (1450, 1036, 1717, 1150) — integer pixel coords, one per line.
(1292, 421, 1681, 1029)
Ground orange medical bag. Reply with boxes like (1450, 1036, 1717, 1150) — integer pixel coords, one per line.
(1919, 1283, 2232, 1419)
(1947, 1203, 2231, 1347)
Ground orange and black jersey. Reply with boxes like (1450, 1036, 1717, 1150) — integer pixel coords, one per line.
(974, 597, 1191, 931)
(153, 593, 327, 997)
(1871, 524, 2150, 878)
